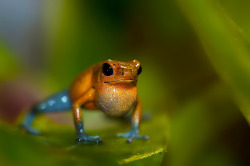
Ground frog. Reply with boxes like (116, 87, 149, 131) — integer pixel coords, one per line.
(21, 59, 149, 143)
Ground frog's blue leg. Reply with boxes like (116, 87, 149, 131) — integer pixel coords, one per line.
(116, 99, 149, 143)
(75, 121, 102, 143)
(20, 90, 72, 135)
(71, 88, 102, 144)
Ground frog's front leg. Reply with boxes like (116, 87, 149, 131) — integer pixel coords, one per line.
(72, 88, 102, 144)
(20, 90, 72, 135)
(117, 98, 149, 143)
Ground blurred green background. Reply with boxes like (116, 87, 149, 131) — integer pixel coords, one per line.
(0, 0, 249, 166)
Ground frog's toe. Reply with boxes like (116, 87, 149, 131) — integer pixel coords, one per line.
(95, 138, 102, 144)
(134, 135, 150, 140)
(117, 130, 149, 143)
(89, 135, 100, 139)
(126, 135, 149, 143)
(19, 124, 41, 135)
(28, 128, 41, 135)
(126, 137, 134, 143)
(76, 135, 102, 144)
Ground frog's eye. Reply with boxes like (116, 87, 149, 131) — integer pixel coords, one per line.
(102, 63, 113, 76)
(137, 66, 142, 75)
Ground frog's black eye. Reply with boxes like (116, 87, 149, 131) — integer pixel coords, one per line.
(102, 63, 113, 76)
(137, 66, 142, 75)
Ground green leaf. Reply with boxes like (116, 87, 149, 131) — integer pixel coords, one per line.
(0, 113, 167, 166)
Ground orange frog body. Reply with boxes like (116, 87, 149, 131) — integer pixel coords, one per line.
(21, 59, 148, 143)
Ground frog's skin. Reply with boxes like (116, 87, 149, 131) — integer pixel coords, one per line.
(21, 59, 148, 143)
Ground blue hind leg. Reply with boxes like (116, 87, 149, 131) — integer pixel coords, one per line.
(21, 90, 72, 135)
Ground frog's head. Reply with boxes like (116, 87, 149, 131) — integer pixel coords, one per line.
(95, 59, 141, 116)
(99, 59, 142, 86)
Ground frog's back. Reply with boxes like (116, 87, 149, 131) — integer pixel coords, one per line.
(69, 64, 100, 101)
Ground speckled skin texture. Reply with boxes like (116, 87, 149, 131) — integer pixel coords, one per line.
(21, 59, 148, 143)
(96, 84, 137, 116)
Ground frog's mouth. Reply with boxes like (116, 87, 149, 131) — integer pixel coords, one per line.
(104, 79, 136, 84)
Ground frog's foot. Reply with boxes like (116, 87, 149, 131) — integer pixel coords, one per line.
(116, 130, 149, 143)
(19, 124, 41, 135)
(76, 134, 102, 144)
